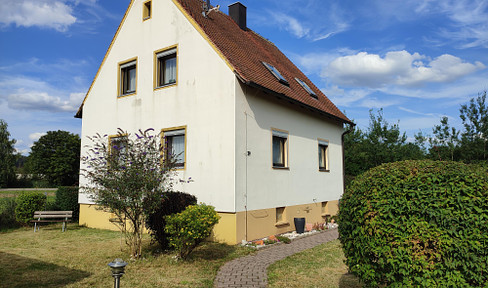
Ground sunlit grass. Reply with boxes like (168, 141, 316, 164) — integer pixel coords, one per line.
(267, 239, 363, 288)
(0, 225, 254, 288)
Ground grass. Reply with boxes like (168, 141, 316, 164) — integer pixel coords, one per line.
(0, 224, 254, 287)
(267, 239, 363, 288)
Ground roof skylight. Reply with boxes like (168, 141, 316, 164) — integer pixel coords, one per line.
(295, 78, 317, 98)
(262, 62, 289, 86)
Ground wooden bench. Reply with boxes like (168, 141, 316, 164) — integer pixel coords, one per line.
(31, 211, 73, 232)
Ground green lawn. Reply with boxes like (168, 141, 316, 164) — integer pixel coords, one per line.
(267, 239, 363, 288)
(0, 225, 254, 287)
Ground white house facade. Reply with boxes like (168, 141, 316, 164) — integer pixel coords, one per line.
(76, 0, 353, 244)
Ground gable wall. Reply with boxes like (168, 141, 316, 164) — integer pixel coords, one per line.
(79, 0, 237, 212)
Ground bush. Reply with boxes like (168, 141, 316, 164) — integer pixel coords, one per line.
(55, 186, 79, 220)
(339, 160, 488, 287)
(165, 204, 220, 259)
(0, 198, 19, 230)
(15, 192, 47, 224)
(145, 192, 197, 250)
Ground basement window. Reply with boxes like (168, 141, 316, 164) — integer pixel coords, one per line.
(262, 62, 289, 86)
(295, 78, 317, 98)
(143, 1, 152, 20)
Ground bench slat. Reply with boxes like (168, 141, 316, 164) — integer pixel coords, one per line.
(33, 215, 72, 219)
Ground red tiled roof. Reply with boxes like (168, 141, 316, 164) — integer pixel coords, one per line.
(176, 0, 352, 124)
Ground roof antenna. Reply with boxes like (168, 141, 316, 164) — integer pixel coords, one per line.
(202, 0, 220, 17)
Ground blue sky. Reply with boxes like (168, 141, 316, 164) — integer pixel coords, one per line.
(0, 0, 487, 154)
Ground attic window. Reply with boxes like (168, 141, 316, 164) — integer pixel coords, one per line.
(295, 78, 317, 98)
(143, 0, 151, 20)
(262, 62, 289, 86)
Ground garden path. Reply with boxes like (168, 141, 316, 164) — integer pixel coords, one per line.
(214, 228, 339, 288)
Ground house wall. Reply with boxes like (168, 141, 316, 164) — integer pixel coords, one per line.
(79, 0, 237, 212)
(234, 82, 344, 241)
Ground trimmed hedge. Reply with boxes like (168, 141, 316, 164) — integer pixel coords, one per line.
(0, 198, 19, 230)
(15, 192, 46, 224)
(165, 204, 220, 259)
(145, 192, 197, 250)
(339, 160, 488, 287)
(55, 186, 79, 220)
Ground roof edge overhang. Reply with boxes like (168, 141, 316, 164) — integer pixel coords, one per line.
(234, 72, 354, 126)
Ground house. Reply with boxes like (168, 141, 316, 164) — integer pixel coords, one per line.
(76, 0, 353, 244)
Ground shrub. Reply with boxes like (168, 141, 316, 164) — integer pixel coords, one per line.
(15, 192, 47, 224)
(145, 191, 197, 250)
(339, 160, 488, 287)
(165, 204, 220, 259)
(0, 198, 19, 230)
(55, 187, 79, 220)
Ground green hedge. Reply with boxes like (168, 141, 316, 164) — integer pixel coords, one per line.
(55, 186, 79, 220)
(165, 204, 220, 259)
(0, 198, 19, 230)
(339, 160, 488, 287)
(145, 191, 197, 250)
(15, 192, 46, 224)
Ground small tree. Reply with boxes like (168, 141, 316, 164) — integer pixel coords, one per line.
(0, 119, 16, 188)
(28, 130, 81, 186)
(81, 128, 177, 258)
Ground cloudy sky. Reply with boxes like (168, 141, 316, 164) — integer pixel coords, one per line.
(1, 0, 487, 154)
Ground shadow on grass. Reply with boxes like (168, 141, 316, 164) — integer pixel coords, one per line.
(0, 252, 91, 288)
(339, 273, 363, 288)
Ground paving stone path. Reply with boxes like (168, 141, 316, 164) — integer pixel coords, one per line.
(214, 228, 339, 288)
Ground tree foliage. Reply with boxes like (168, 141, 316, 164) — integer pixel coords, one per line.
(459, 91, 488, 161)
(0, 119, 17, 188)
(430, 116, 460, 161)
(344, 109, 424, 178)
(81, 128, 177, 258)
(339, 160, 488, 287)
(28, 130, 81, 186)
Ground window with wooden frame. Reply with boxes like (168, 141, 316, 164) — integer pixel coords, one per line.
(108, 135, 128, 167)
(318, 139, 329, 171)
(154, 47, 177, 89)
(162, 127, 186, 169)
(118, 59, 137, 96)
(143, 0, 152, 20)
(272, 129, 288, 168)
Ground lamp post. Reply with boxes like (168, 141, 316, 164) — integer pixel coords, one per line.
(108, 258, 128, 288)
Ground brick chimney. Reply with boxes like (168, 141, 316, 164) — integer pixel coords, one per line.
(229, 2, 247, 30)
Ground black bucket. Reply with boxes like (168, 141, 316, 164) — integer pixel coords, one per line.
(294, 217, 305, 234)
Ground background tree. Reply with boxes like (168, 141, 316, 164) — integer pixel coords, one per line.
(430, 116, 460, 161)
(0, 119, 17, 188)
(28, 130, 80, 186)
(81, 129, 177, 258)
(459, 91, 488, 161)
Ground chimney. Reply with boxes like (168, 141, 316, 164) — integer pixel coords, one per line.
(229, 2, 247, 30)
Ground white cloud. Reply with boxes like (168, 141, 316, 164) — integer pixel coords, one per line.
(270, 12, 310, 38)
(0, 0, 76, 32)
(7, 90, 83, 112)
(325, 50, 485, 88)
(29, 132, 46, 142)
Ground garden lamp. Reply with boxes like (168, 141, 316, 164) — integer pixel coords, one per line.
(108, 258, 128, 288)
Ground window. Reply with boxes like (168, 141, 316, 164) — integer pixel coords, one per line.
(262, 62, 289, 86)
(318, 139, 329, 171)
(109, 135, 128, 167)
(272, 129, 288, 168)
(162, 127, 186, 169)
(295, 78, 317, 98)
(143, 0, 152, 20)
(276, 207, 285, 223)
(119, 59, 137, 96)
(155, 47, 177, 89)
